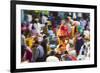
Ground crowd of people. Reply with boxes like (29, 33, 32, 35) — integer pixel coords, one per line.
(21, 10, 90, 63)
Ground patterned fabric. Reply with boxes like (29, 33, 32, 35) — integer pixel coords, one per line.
(77, 41, 90, 60)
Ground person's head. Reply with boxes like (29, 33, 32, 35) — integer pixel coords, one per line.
(61, 20, 65, 25)
(49, 50, 56, 56)
(43, 35, 47, 39)
(66, 16, 71, 23)
(32, 40, 39, 48)
(64, 51, 68, 54)
(83, 30, 90, 41)
(35, 40, 40, 45)
(45, 22, 48, 26)
(27, 14, 32, 23)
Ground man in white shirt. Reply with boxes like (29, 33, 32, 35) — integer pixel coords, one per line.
(34, 18, 42, 35)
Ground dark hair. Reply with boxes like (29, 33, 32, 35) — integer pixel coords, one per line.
(34, 40, 39, 44)
(49, 50, 56, 56)
(31, 40, 39, 48)
(32, 24, 35, 29)
(45, 22, 48, 25)
(43, 35, 47, 39)
(34, 20, 38, 23)
(64, 51, 68, 54)
(59, 45, 63, 48)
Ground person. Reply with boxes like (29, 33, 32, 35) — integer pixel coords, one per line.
(36, 42, 45, 62)
(41, 14, 48, 24)
(57, 19, 68, 37)
(70, 20, 77, 38)
(31, 40, 39, 62)
(80, 18, 87, 30)
(65, 16, 72, 35)
(57, 19, 69, 53)
(75, 32, 84, 56)
(56, 15, 61, 26)
(46, 50, 59, 62)
(26, 14, 34, 32)
(33, 18, 42, 35)
(48, 13, 56, 33)
(21, 23, 27, 35)
(47, 43, 52, 55)
(41, 35, 48, 61)
(61, 51, 77, 61)
(22, 40, 33, 62)
(21, 34, 26, 61)
(66, 38, 77, 57)
(48, 13, 54, 26)
(77, 30, 90, 60)
(48, 26, 55, 37)
(43, 23, 48, 36)
(55, 44, 67, 55)
(25, 33, 34, 49)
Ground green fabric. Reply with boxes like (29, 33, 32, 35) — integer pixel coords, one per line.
(77, 25, 83, 34)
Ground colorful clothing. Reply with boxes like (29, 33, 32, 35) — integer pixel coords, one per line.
(57, 24, 69, 37)
(25, 37, 34, 48)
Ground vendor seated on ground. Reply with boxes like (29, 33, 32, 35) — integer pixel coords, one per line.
(46, 50, 59, 62)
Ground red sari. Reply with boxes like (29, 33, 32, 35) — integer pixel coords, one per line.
(57, 24, 70, 37)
